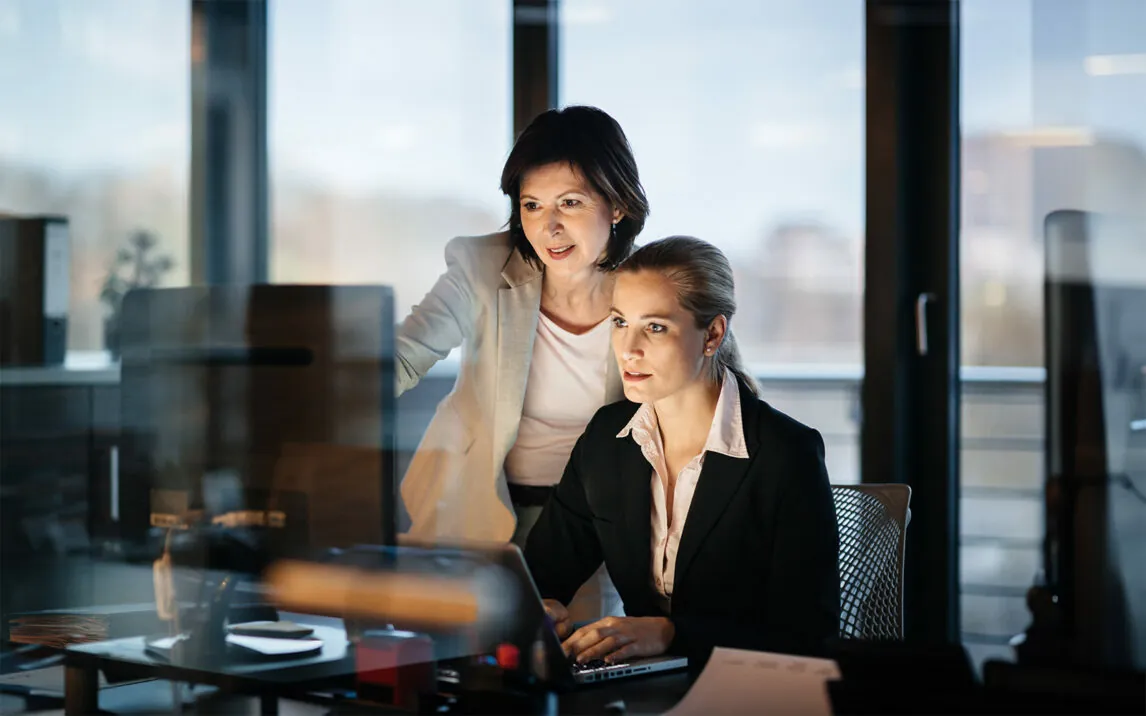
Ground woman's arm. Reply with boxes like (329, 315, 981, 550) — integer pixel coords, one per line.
(395, 237, 480, 396)
(759, 428, 840, 655)
(671, 428, 840, 660)
(523, 427, 606, 607)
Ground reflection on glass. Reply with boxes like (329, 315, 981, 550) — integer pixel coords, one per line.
(960, 0, 1146, 669)
(0, 0, 190, 352)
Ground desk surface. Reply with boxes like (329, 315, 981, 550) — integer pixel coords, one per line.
(51, 615, 693, 715)
(66, 623, 355, 685)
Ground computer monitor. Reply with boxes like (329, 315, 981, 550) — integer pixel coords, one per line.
(1044, 210, 1146, 671)
(116, 284, 398, 572)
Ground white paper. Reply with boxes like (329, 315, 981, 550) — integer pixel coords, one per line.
(224, 634, 323, 655)
(148, 635, 186, 650)
(147, 633, 322, 656)
(666, 647, 840, 716)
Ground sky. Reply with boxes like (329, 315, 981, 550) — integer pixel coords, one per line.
(0, 0, 1143, 255)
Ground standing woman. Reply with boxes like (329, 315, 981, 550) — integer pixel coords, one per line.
(396, 106, 649, 571)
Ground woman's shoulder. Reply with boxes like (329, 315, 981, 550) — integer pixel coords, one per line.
(444, 230, 514, 262)
(439, 230, 521, 296)
(741, 388, 825, 454)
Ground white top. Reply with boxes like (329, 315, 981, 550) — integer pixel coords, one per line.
(616, 371, 749, 603)
(504, 313, 613, 488)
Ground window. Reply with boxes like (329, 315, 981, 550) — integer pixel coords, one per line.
(561, 0, 864, 482)
(0, 0, 190, 352)
(268, 0, 511, 321)
(960, 0, 1146, 668)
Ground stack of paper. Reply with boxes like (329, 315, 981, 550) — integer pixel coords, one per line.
(8, 613, 110, 648)
(7, 604, 163, 648)
(667, 647, 841, 716)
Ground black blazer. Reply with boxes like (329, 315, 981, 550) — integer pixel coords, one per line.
(523, 378, 840, 662)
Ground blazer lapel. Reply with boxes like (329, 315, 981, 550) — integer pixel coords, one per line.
(615, 431, 654, 599)
(672, 382, 763, 586)
(493, 252, 542, 476)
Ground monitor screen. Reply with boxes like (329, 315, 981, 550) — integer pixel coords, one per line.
(117, 284, 397, 571)
(1045, 210, 1146, 670)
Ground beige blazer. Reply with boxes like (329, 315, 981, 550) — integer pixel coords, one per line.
(396, 232, 624, 542)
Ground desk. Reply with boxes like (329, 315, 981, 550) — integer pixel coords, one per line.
(63, 621, 354, 715)
(59, 616, 692, 716)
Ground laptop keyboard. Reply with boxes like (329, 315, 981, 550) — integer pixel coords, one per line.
(574, 659, 626, 673)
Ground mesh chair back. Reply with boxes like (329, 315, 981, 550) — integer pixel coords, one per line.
(832, 483, 912, 640)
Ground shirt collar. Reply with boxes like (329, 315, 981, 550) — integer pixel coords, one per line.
(616, 370, 749, 459)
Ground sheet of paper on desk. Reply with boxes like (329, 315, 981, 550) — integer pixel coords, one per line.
(148, 633, 323, 656)
(225, 634, 324, 655)
(665, 647, 840, 716)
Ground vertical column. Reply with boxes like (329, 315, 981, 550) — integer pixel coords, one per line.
(190, 0, 269, 285)
(513, 0, 560, 139)
(864, 0, 962, 644)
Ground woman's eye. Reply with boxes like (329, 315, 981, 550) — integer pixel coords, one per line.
(648, 323, 666, 334)
(611, 316, 627, 328)
(522, 201, 539, 211)
(562, 199, 581, 208)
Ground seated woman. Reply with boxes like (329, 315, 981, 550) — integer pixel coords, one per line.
(523, 236, 840, 666)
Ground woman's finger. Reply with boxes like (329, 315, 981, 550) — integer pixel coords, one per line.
(604, 641, 637, 664)
(563, 625, 614, 658)
(554, 615, 573, 639)
(576, 634, 632, 663)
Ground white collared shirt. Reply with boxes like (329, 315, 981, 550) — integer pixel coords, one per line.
(616, 371, 750, 603)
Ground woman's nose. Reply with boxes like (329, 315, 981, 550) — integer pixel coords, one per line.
(546, 208, 562, 233)
(620, 340, 643, 361)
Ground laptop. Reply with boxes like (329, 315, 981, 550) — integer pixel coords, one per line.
(343, 541, 688, 687)
(494, 544, 689, 686)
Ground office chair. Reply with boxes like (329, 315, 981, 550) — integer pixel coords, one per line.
(832, 483, 912, 640)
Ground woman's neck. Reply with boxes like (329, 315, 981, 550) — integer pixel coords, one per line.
(653, 376, 722, 455)
(541, 269, 614, 319)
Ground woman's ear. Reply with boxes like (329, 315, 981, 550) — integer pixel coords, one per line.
(612, 207, 625, 225)
(704, 315, 729, 356)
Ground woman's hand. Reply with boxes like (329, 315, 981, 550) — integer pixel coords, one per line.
(561, 616, 675, 664)
(542, 598, 573, 639)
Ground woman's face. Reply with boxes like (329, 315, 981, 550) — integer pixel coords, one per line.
(611, 269, 716, 404)
(519, 162, 620, 279)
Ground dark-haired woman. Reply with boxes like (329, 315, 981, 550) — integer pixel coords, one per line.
(395, 106, 647, 619)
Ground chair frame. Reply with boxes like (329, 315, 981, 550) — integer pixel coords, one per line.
(832, 483, 912, 640)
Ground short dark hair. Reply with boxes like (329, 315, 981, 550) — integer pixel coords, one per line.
(500, 106, 649, 271)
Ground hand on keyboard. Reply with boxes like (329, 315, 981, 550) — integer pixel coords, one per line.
(562, 616, 675, 665)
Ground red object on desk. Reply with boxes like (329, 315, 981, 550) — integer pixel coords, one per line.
(355, 629, 435, 709)
(495, 642, 520, 670)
